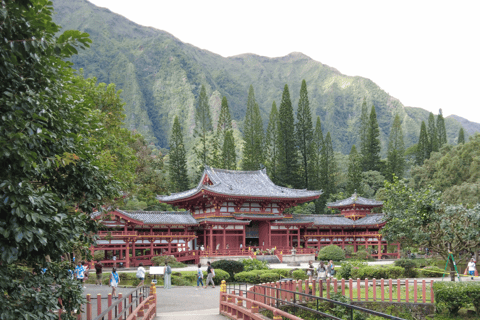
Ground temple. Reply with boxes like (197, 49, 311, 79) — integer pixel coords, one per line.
(90, 167, 399, 267)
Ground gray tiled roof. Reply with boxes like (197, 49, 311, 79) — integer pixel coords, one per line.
(233, 214, 284, 219)
(279, 214, 385, 226)
(117, 210, 198, 225)
(197, 217, 251, 224)
(327, 193, 383, 208)
(354, 214, 385, 225)
(157, 166, 322, 202)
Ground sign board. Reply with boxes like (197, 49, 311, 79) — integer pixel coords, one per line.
(149, 266, 164, 275)
(152, 279, 157, 284)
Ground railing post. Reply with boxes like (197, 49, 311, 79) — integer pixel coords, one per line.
(397, 279, 401, 302)
(118, 293, 123, 320)
(348, 279, 352, 300)
(97, 294, 102, 316)
(312, 279, 316, 298)
(413, 280, 417, 303)
(357, 279, 361, 301)
(298, 280, 302, 303)
(220, 280, 227, 313)
(246, 287, 253, 310)
(333, 278, 338, 294)
(108, 293, 112, 320)
(341, 279, 345, 296)
(365, 279, 368, 301)
(304, 279, 309, 300)
(138, 295, 145, 317)
(380, 279, 384, 302)
(389, 279, 393, 302)
(86, 294, 92, 320)
(430, 280, 434, 304)
(405, 279, 409, 303)
(372, 279, 376, 301)
(326, 278, 330, 299)
(422, 280, 426, 303)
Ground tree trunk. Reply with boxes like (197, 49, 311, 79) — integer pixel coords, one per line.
(450, 257, 456, 282)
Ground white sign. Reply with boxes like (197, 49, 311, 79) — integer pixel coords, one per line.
(149, 266, 164, 275)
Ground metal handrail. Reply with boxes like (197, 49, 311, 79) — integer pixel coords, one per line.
(93, 285, 149, 320)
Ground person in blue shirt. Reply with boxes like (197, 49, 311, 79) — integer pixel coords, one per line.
(109, 267, 120, 298)
(74, 261, 86, 288)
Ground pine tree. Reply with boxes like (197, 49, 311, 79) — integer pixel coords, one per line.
(265, 101, 279, 182)
(386, 114, 405, 181)
(318, 132, 336, 213)
(427, 112, 438, 155)
(359, 97, 369, 170)
(312, 116, 324, 189)
(436, 109, 447, 148)
(208, 131, 222, 168)
(416, 121, 429, 165)
(211, 96, 233, 169)
(169, 116, 189, 192)
(242, 85, 264, 170)
(296, 80, 314, 189)
(222, 130, 237, 170)
(346, 145, 362, 195)
(364, 105, 381, 171)
(277, 84, 299, 187)
(217, 96, 232, 143)
(193, 85, 212, 175)
(458, 128, 465, 144)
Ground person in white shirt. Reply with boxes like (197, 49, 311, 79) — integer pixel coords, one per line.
(136, 263, 146, 286)
(113, 255, 117, 267)
(467, 258, 476, 280)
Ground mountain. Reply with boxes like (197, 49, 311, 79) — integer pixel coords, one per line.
(51, 0, 468, 154)
(446, 115, 480, 137)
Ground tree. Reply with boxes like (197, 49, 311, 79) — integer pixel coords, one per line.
(346, 145, 362, 195)
(386, 114, 405, 181)
(296, 80, 315, 189)
(427, 112, 438, 155)
(312, 117, 324, 213)
(1, 1, 124, 317)
(364, 105, 381, 171)
(277, 84, 299, 187)
(222, 130, 237, 170)
(265, 101, 279, 181)
(242, 85, 264, 170)
(193, 85, 212, 175)
(383, 178, 480, 281)
(169, 116, 189, 192)
(436, 109, 447, 148)
(416, 121, 429, 165)
(358, 97, 369, 170)
(319, 132, 336, 212)
(217, 96, 232, 141)
(458, 128, 465, 144)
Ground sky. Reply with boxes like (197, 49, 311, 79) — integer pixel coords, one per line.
(89, 0, 480, 123)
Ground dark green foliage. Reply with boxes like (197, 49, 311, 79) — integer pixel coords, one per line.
(363, 105, 381, 171)
(434, 282, 480, 315)
(242, 85, 264, 170)
(242, 258, 269, 271)
(193, 85, 212, 176)
(259, 273, 282, 283)
(437, 110, 447, 148)
(420, 266, 445, 277)
(318, 245, 346, 261)
(151, 255, 185, 268)
(319, 132, 336, 212)
(427, 112, 438, 155)
(313, 117, 324, 213)
(222, 131, 237, 170)
(346, 145, 362, 195)
(386, 114, 405, 181)
(217, 96, 232, 141)
(207, 269, 230, 285)
(416, 121, 429, 165)
(359, 97, 370, 169)
(296, 80, 315, 189)
(292, 270, 309, 280)
(265, 101, 279, 181)
(211, 260, 244, 280)
(394, 259, 418, 278)
(277, 84, 299, 187)
(458, 127, 465, 144)
(337, 261, 368, 280)
(169, 116, 189, 192)
(350, 265, 405, 280)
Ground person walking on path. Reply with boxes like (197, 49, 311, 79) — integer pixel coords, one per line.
(164, 262, 172, 289)
(196, 263, 205, 289)
(205, 261, 215, 288)
(307, 261, 314, 282)
(74, 261, 86, 289)
(317, 261, 327, 282)
(109, 267, 120, 298)
(136, 263, 146, 286)
(327, 260, 335, 279)
(467, 258, 477, 280)
(113, 255, 117, 267)
(94, 260, 103, 285)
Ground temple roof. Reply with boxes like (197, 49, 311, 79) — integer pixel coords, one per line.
(157, 166, 322, 202)
(196, 217, 251, 224)
(326, 193, 383, 208)
(94, 210, 199, 225)
(276, 214, 385, 226)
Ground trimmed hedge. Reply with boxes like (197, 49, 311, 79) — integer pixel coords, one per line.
(234, 271, 260, 283)
(350, 265, 404, 280)
(434, 282, 480, 315)
(259, 273, 282, 283)
(420, 266, 445, 278)
(211, 260, 244, 280)
(292, 270, 308, 280)
(394, 258, 418, 278)
(318, 245, 345, 261)
(269, 269, 290, 278)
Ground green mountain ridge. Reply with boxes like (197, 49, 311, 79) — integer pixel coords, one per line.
(52, 0, 472, 154)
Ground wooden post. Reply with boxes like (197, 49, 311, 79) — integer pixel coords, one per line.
(365, 279, 368, 301)
(108, 294, 112, 320)
(341, 279, 345, 296)
(349, 279, 352, 300)
(372, 279, 376, 301)
(389, 279, 393, 302)
(357, 279, 361, 301)
(333, 279, 338, 294)
(405, 280, 409, 303)
(326, 279, 330, 299)
(413, 280, 417, 303)
(86, 294, 92, 320)
(97, 294, 102, 316)
(430, 280, 434, 303)
(380, 279, 384, 302)
(312, 279, 316, 298)
(298, 280, 303, 303)
(118, 293, 123, 320)
(422, 280, 426, 303)
(397, 279, 401, 302)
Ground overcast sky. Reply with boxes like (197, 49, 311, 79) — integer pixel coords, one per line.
(89, 0, 480, 123)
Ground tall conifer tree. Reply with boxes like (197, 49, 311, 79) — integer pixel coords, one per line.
(416, 121, 429, 165)
(458, 128, 465, 144)
(296, 80, 314, 189)
(217, 96, 232, 142)
(169, 116, 189, 192)
(208, 132, 222, 168)
(319, 132, 336, 213)
(436, 109, 447, 148)
(313, 116, 324, 188)
(242, 85, 264, 170)
(193, 85, 212, 175)
(364, 105, 381, 171)
(386, 114, 406, 181)
(427, 112, 438, 155)
(277, 84, 299, 187)
(346, 145, 362, 195)
(265, 101, 279, 181)
(214, 96, 233, 168)
(222, 130, 237, 170)
(359, 97, 369, 170)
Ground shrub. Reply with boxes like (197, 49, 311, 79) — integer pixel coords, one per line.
(259, 273, 281, 283)
(234, 271, 260, 284)
(318, 245, 345, 261)
(93, 250, 105, 261)
(269, 269, 289, 278)
(434, 282, 480, 315)
(211, 260, 244, 280)
(337, 261, 367, 279)
(242, 258, 269, 271)
(394, 259, 418, 278)
(420, 266, 445, 278)
(353, 250, 369, 261)
(351, 266, 404, 280)
(292, 270, 308, 280)
(211, 269, 230, 285)
(151, 255, 185, 268)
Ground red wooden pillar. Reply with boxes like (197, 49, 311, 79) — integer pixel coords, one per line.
(242, 225, 246, 249)
(209, 227, 213, 252)
(397, 243, 401, 258)
(132, 240, 136, 267)
(286, 228, 290, 248)
(203, 228, 206, 249)
(223, 226, 226, 251)
(125, 242, 130, 268)
(297, 228, 300, 248)
(377, 240, 382, 260)
(268, 222, 272, 248)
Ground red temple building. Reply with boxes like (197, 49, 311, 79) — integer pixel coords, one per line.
(91, 167, 399, 267)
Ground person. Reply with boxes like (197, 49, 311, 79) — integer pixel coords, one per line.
(74, 261, 86, 289)
(226, 244, 229, 250)
(306, 260, 314, 282)
(200, 245, 205, 251)
(327, 260, 335, 278)
(467, 258, 476, 280)
(196, 263, 205, 289)
(240, 243, 243, 250)
(317, 261, 327, 282)
(136, 263, 146, 286)
(113, 255, 117, 267)
(163, 262, 172, 289)
(206, 261, 215, 288)
(109, 267, 120, 298)
(94, 260, 103, 285)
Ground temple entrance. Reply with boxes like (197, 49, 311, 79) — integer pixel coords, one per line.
(245, 221, 259, 247)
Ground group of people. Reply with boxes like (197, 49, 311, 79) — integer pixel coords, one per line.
(196, 261, 216, 289)
(306, 260, 335, 282)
